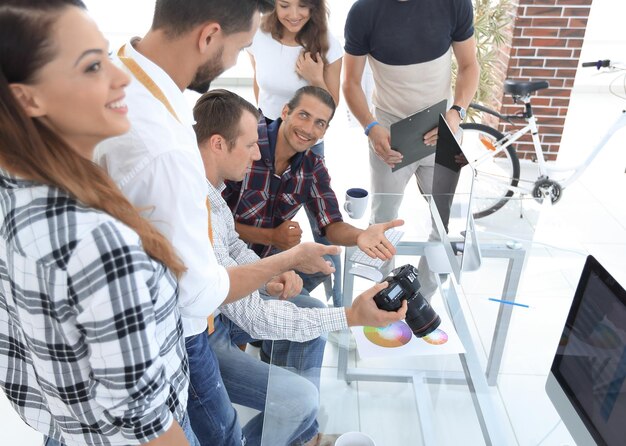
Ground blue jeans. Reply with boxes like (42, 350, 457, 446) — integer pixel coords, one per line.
(256, 293, 328, 392)
(296, 253, 338, 304)
(44, 412, 200, 446)
(305, 140, 343, 308)
(186, 331, 245, 446)
(209, 313, 323, 446)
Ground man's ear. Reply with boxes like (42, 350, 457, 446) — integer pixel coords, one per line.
(280, 104, 290, 121)
(197, 22, 221, 54)
(209, 134, 227, 153)
(9, 83, 46, 117)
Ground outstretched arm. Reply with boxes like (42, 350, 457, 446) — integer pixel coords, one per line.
(223, 242, 340, 304)
(220, 281, 407, 342)
(325, 219, 404, 260)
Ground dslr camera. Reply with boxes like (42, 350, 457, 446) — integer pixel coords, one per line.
(374, 264, 441, 338)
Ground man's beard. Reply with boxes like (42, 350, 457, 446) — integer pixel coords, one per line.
(188, 46, 225, 94)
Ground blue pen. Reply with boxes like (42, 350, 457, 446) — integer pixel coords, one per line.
(488, 297, 530, 308)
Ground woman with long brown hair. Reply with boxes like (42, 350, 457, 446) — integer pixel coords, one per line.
(0, 1, 195, 444)
(249, 0, 342, 121)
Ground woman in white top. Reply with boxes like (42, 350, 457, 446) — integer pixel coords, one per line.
(248, 0, 343, 122)
(248, 0, 344, 307)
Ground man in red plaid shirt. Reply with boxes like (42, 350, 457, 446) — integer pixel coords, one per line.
(224, 86, 403, 297)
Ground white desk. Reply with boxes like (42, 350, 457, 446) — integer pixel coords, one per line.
(336, 195, 527, 445)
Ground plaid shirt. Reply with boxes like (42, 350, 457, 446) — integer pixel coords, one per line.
(0, 171, 187, 446)
(224, 118, 343, 258)
(209, 181, 347, 341)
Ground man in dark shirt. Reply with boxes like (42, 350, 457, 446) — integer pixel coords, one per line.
(225, 86, 403, 294)
(342, 0, 480, 296)
(343, 0, 479, 226)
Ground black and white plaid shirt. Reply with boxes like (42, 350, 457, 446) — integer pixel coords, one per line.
(0, 171, 188, 446)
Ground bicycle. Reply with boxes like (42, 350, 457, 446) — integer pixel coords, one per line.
(458, 59, 626, 219)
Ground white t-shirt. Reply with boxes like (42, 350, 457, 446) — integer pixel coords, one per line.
(248, 30, 343, 120)
(95, 41, 230, 337)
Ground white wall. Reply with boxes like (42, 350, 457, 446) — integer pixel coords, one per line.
(572, 0, 626, 92)
(82, 0, 354, 81)
(84, 0, 626, 90)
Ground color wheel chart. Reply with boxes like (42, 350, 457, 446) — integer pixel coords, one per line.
(422, 328, 448, 345)
(363, 321, 412, 347)
(363, 322, 449, 348)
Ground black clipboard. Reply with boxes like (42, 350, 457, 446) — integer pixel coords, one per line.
(390, 99, 447, 172)
(434, 114, 463, 173)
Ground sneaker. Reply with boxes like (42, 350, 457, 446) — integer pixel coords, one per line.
(327, 331, 356, 350)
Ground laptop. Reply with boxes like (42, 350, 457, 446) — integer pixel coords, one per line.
(546, 255, 626, 446)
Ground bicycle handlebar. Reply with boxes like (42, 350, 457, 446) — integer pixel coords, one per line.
(582, 59, 611, 69)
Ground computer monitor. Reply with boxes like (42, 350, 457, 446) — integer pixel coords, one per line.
(425, 114, 482, 282)
(546, 255, 626, 446)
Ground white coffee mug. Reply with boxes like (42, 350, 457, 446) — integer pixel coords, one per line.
(335, 431, 376, 446)
(344, 188, 369, 219)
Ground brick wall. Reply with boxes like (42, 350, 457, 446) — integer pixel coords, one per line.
(492, 0, 593, 161)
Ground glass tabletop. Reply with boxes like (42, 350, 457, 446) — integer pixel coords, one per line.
(260, 192, 587, 445)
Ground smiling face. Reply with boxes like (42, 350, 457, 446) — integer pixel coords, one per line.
(279, 93, 332, 154)
(276, 0, 311, 35)
(23, 7, 130, 158)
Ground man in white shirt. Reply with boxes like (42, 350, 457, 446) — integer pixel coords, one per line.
(193, 89, 407, 446)
(95, 1, 340, 445)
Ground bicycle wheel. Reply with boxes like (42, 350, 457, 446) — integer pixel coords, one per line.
(459, 123, 521, 219)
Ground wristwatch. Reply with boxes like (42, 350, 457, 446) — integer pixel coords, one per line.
(451, 104, 467, 120)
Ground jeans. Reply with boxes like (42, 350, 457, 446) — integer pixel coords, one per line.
(186, 331, 245, 446)
(296, 253, 338, 306)
(44, 412, 200, 446)
(209, 313, 322, 446)
(257, 293, 328, 391)
(305, 140, 343, 308)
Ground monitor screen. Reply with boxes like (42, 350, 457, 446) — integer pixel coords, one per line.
(549, 255, 626, 446)
(427, 114, 481, 283)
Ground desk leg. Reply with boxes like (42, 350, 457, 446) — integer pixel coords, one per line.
(485, 250, 526, 385)
(441, 278, 511, 446)
(337, 251, 355, 383)
(412, 373, 438, 445)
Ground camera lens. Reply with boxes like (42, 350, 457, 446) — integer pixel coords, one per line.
(405, 293, 441, 337)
